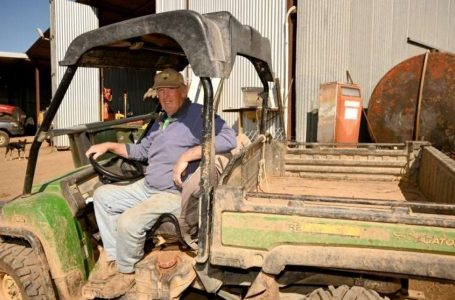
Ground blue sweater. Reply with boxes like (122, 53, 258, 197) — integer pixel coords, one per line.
(126, 99, 236, 193)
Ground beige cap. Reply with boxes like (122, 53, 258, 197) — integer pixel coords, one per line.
(152, 68, 185, 89)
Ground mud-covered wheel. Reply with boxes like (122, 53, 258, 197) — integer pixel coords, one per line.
(0, 242, 55, 300)
(305, 285, 390, 300)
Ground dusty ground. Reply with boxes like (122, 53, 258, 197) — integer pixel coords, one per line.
(0, 137, 454, 299)
(0, 136, 74, 201)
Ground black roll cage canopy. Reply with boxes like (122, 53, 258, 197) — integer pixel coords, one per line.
(23, 10, 274, 262)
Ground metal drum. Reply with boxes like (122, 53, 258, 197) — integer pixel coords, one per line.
(367, 52, 455, 152)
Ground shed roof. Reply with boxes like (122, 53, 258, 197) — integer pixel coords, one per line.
(26, 28, 51, 68)
(0, 52, 30, 68)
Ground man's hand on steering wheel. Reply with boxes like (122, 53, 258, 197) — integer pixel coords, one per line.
(85, 143, 112, 160)
(86, 142, 129, 159)
(86, 142, 143, 183)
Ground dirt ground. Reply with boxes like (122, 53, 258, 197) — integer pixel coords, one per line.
(0, 137, 454, 299)
(0, 136, 74, 201)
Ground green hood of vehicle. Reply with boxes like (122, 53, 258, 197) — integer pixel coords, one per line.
(1, 167, 95, 280)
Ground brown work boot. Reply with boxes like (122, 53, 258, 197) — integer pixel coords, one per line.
(87, 260, 117, 283)
(81, 247, 119, 299)
(82, 272, 135, 299)
(87, 247, 117, 283)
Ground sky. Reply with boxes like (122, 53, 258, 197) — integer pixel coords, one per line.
(0, 0, 50, 53)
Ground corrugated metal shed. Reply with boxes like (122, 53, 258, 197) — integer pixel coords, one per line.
(156, 0, 186, 11)
(296, 0, 455, 142)
(156, 0, 287, 137)
(60, 0, 455, 144)
(50, 0, 99, 148)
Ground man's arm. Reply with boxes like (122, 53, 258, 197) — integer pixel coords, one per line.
(85, 142, 128, 159)
(173, 145, 201, 188)
(125, 131, 153, 162)
(214, 115, 237, 153)
(173, 116, 236, 187)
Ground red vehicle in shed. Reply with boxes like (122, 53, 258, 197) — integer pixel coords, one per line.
(0, 104, 26, 146)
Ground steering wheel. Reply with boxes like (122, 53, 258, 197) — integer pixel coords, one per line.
(89, 153, 144, 184)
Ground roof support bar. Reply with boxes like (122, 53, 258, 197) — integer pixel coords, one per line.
(197, 77, 214, 264)
(23, 66, 78, 194)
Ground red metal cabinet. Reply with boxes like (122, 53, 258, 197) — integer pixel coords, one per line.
(317, 82, 363, 143)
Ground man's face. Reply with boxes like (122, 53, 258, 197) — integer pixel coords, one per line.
(157, 86, 187, 116)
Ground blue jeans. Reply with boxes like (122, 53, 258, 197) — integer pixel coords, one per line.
(93, 178, 181, 273)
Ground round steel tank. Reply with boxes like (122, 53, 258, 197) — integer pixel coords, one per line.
(367, 52, 455, 152)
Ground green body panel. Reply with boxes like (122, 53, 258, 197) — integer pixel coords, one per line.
(1, 178, 94, 278)
(222, 213, 455, 254)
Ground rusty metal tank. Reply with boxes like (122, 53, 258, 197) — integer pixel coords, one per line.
(367, 52, 455, 152)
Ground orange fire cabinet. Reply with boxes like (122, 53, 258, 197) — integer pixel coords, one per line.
(317, 82, 363, 143)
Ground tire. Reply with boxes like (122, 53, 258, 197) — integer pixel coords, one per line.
(0, 131, 9, 147)
(304, 285, 390, 300)
(0, 242, 56, 300)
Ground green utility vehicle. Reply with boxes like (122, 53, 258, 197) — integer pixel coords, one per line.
(1, 9, 455, 300)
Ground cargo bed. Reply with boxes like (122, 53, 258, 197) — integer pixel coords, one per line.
(212, 139, 455, 283)
(257, 141, 455, 205)
(264, 177, 427, 202)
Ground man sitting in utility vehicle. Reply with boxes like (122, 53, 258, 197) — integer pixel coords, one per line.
(83, 68, 237, 298)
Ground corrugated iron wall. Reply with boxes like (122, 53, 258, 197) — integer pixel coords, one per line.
(296, 0, 455, 143)
(156, 0, 186, 11)
(50, 0, 99, 148)
(156, 0, 287, 136)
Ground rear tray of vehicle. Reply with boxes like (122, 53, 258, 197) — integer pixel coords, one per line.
(210, 185, 455, 281)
